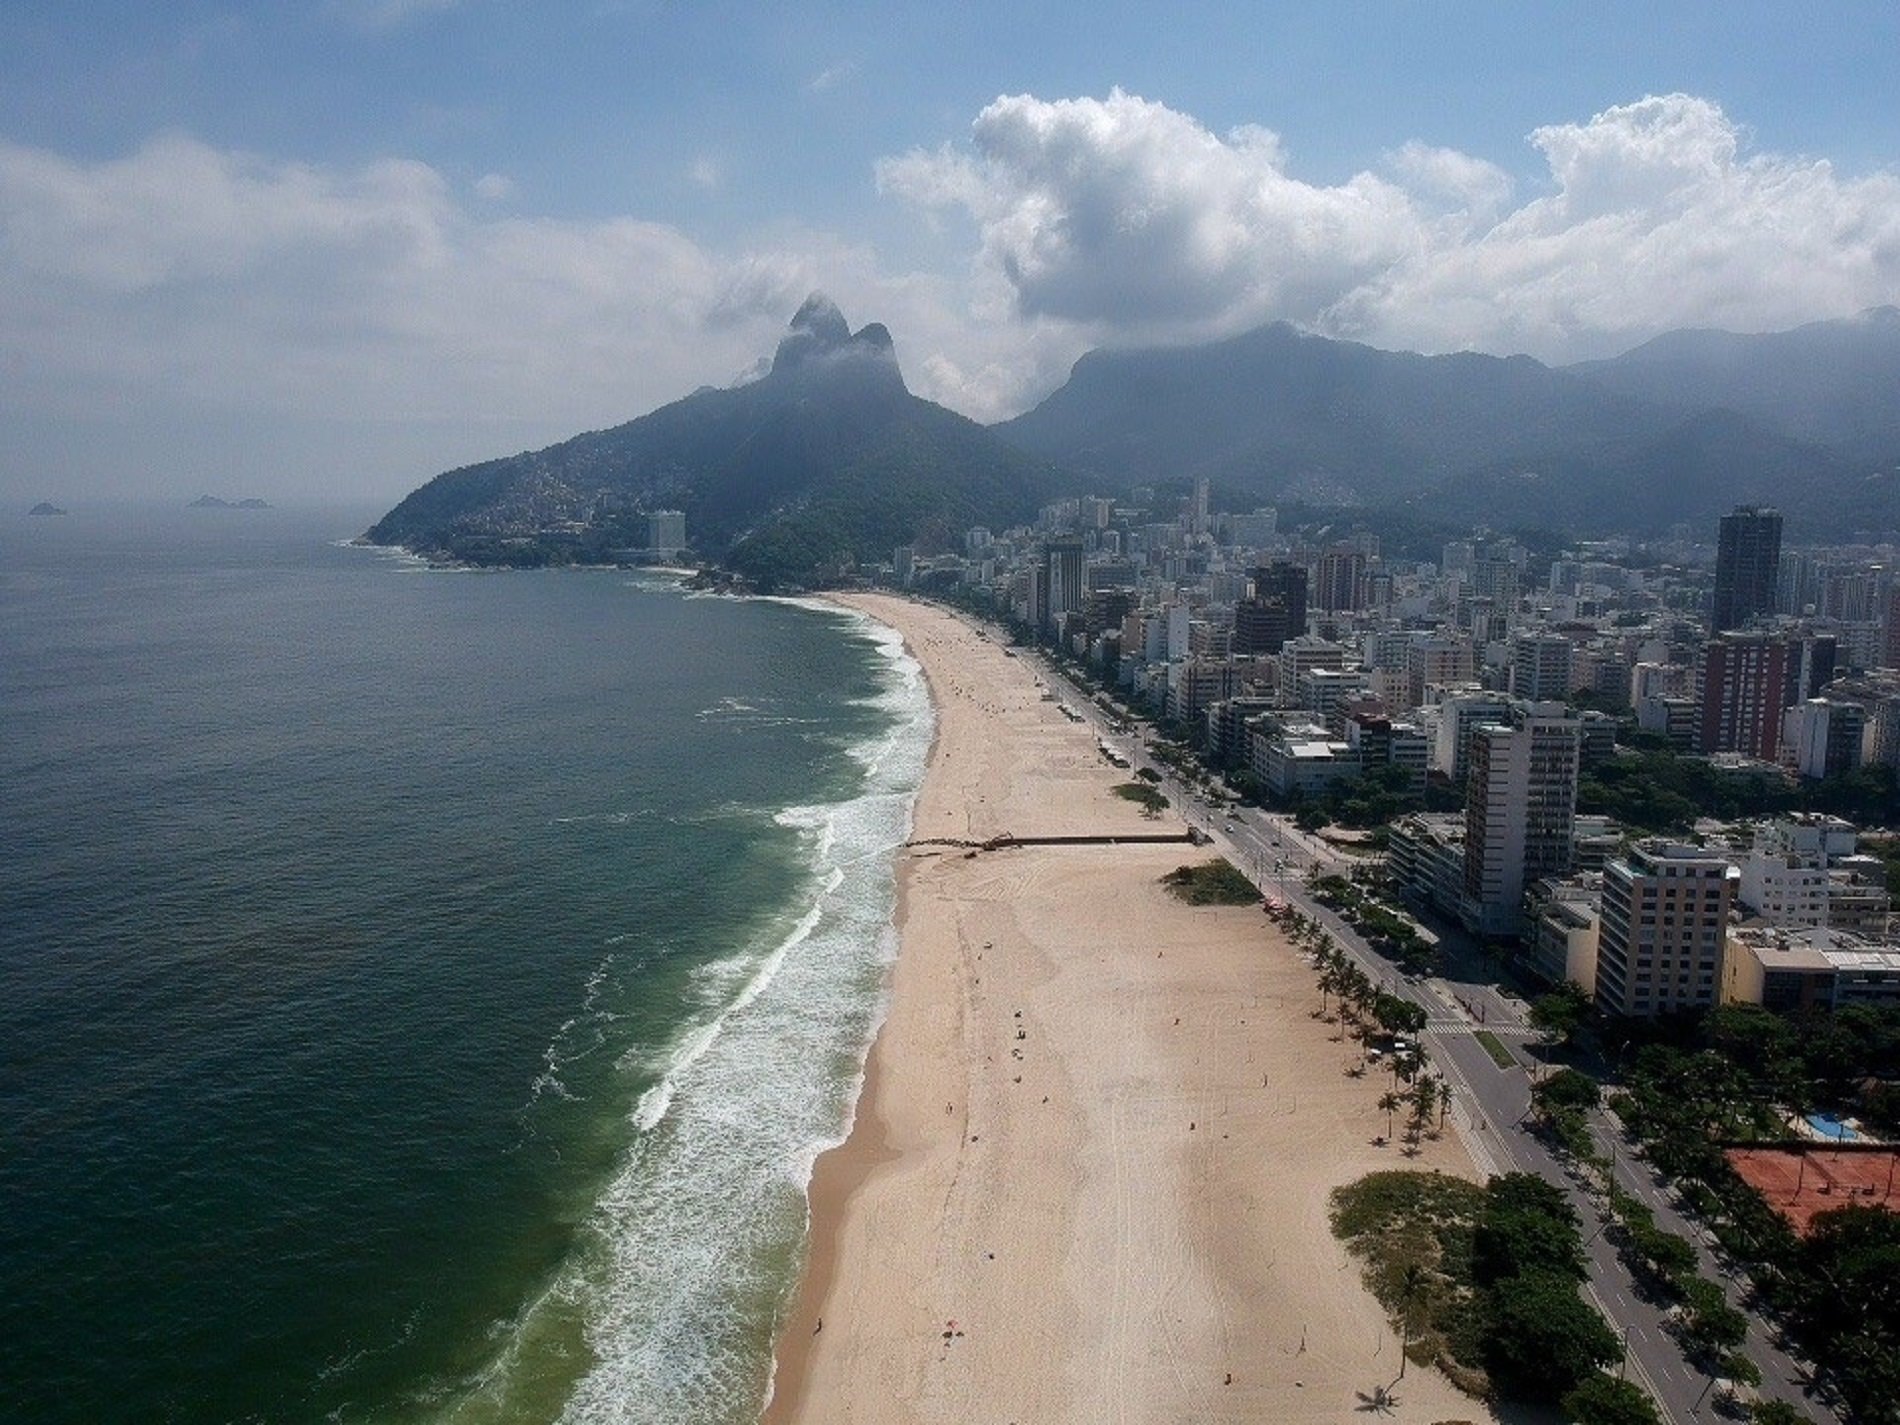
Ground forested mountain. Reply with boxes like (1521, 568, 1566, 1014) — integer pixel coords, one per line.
(995, 312, 1900, 536)
(366, 295, 1067, 588)
(371, 300, 1900, 579)
(1568, 306, 1900, 460)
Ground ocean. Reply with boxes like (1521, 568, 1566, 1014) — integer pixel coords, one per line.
(0, 505, 931, 1424)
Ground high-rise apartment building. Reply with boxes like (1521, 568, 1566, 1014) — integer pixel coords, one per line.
(1712, 506, 1783, 632)
(1511, 632, 1575, 702)
(1277, 635, 1347, 706)
(1408, 635, 1477, 708)
(1040, 537, 1086, 636)
(1461, 702, 1581, 938)
(1431, 690, 1513, 784)
(1781, 698, 1866, 779)
(1313, 547, 1367, 613)
(1233, 562, 1307, 654)
(1594, 842, 1738, 1018)
(1225, 509, 1278, 547)
(1470, 548, 1521, 628)
(1696, 632, 1836, 759)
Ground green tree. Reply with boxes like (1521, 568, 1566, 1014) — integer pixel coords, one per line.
(1562, 1372, 1663, 1425)
(1372, 993, 1428, 1037)
(1474, 1174, 1586, 1286)
(1409, 1075, 1439, 1134)
(1530, 981, 1594, 1046)
(1482, 1270, 1622, 1400)
(1680, 1276, 1749, 1359)
(1704, 1004, 1800, 1098)
(1378, 1090, 1403, 1140)
(1533, 1067, 1603, 1116)
(1750, 1400, 1813, 1425)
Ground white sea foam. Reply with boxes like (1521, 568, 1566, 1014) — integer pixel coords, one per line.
(694, 695, 823, 729)
(552, 603, 929, 1425)
(434, 595, 933, 1425)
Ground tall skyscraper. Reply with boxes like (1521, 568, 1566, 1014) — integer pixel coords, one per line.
(1233, 562, 1308, 654)
(1713, 506, 1783, 632)
(1041, 537, 1086, 636)
(1461, 703, 1581, 938)
(1595, 842, 1738, 1018)
(1189, 476, 1211, 536)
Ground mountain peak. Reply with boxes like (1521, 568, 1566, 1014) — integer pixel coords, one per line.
(769, 293, 905, 387)
(789, 292, 850, 346)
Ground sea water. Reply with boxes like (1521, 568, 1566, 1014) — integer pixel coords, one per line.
(0, 505, 931, 1424)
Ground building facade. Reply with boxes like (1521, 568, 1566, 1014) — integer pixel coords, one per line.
(1461, 703, 1581, 938)
(1713, 505, 1783, 632)
(1594, 842, 1739, 1018)
(1511, 632, 1575, 702)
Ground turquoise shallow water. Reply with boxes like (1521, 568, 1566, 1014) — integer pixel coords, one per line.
(0, 506, 929, 1424)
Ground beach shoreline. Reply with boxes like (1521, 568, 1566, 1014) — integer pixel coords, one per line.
(764, 593, 1494, 1425)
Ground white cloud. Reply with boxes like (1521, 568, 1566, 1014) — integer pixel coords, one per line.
(878, 89, 1422, 340)
(806, 62, 857, 95)
(689, 156, 721, 190)
(879, 89, 1900, 361)
(1335, 94, 1900, 356)
(0, 134, 801, 436)
(1383, 141, 1513, 227)
(472, 172, 514, 201)
(0, 131, 1059, 503)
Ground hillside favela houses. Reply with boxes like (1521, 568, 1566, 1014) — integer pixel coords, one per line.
(896, 490, 1900, 1030)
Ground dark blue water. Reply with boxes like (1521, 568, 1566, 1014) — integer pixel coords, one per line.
(0, 506, 928, 1424)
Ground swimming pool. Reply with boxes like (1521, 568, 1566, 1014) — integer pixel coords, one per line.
(1808, 1112, 1860, 1141)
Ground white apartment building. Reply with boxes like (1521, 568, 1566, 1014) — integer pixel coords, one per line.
(1431, 690, 1514, 784)
(1737, 851, 1830, 926)
(1461, 703, 1581, 938)
(1250, 722, 1361, 798)
(1511, 632, 1575, 702)
(1734, 816, 1890, 932)
(1525, 875, 1602, 993)
(1277, 636, 1348, 705)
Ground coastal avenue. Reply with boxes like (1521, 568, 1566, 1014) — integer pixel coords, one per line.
(1009, 633, 1842, 1425)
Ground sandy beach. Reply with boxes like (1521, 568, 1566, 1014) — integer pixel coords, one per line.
(765, 594, 1494, 1425)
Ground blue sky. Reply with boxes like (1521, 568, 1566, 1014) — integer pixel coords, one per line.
(3, 2, 1898, 503)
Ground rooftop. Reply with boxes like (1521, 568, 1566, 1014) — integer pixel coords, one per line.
(1729, 924, 1900, 973)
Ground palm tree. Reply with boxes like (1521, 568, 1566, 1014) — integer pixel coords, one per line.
(1320, 964, 1348, 1015)
(1378, 1090, 1402, 1140)
(1395, 1263, 1428, 1380)
(1410, 1075, 1438, 1132)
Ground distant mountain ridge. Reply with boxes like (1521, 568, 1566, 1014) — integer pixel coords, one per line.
(997, 309, 1900, 536)
(1567, 306, 1900, 459)
(367, 295, 1066, 588)
(371, 302, 1900, 580)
